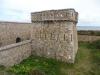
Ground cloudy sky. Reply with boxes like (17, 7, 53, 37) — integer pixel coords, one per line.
(0, 0, 100, 26)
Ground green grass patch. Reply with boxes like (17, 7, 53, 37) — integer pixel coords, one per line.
(7, 56, 62, 75)
(2, 42, 100, 75)
(0, 65, 5, 71)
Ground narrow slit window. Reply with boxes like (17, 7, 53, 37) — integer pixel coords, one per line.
(44, 34, 46, 39)
(0, 42, 2, 47)
(64, 34, 65, 41)
(71, 34, 72, 41)
(51, 33, 52, 40)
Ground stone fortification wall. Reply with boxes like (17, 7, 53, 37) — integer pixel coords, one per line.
(0, 9, 78, 66)
(0, 22, 32, 47)
(78, 35, 100, 42)
(78, 31, 100, 42)
(31, 9, 78, 63)
(0, 40, 31, 67)
(31, 9, 78, 22)
(31, 21, 75, 63)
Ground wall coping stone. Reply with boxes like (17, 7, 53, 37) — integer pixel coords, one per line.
(0, 40, 31, 52)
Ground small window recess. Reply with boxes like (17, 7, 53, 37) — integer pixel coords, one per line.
(16, 37, 21, 43)
(71, 34, 72, 41)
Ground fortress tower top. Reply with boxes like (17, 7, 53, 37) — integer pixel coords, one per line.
(31, 9, 78, 23)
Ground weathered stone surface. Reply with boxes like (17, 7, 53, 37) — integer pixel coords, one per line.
(31, 9, 78, 22)
(0, 40, 31, 67)
(0, 22, 32, 46)
(31, 9, 78, 63)
(0, 9, 78, 66)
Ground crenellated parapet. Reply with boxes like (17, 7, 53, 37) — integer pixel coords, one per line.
(31, 9, 78, 23)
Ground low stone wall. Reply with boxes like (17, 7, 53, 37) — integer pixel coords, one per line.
(78, 35, 100, 42)
(0, 40, 32, 67)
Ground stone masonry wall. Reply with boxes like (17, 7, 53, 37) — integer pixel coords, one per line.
(31, 9, 78, 22)
(0, 9, 78, 65)
(78, 31, 100, 42)
(78, 35, 100, 42)
(0, 40, 32, 67)
(31, 9, 78, 63)
(31, 21, 75, 63)
(0, 22, 32, 47)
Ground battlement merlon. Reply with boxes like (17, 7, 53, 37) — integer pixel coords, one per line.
(31, 9, 78, 23)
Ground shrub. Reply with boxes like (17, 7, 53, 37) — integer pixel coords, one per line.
(89, 40, 100, 49)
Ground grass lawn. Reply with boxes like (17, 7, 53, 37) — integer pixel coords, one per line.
(1, 42, 100, 75)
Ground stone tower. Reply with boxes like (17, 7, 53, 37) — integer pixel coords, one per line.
(0, 9, 78, 67)
(31, 9, 78, 63)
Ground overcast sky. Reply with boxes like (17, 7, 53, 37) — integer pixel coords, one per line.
(0, 0, 100, 26)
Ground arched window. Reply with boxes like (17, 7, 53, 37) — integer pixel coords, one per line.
(16, 37, 21, 43)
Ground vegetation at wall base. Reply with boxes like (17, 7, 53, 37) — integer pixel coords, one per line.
(0, 65, 5, 71)
(89, 40, 100, 49)
(2, 42, 100, 75)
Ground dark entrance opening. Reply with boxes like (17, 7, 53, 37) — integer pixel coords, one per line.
(16, 37, 21, 43)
